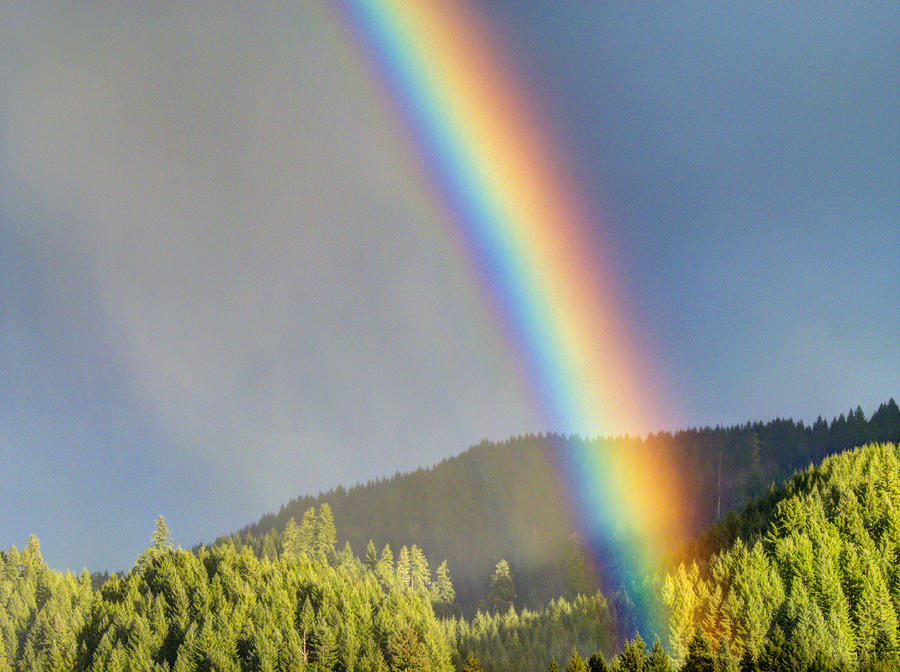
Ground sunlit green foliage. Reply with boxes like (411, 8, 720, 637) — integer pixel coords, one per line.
(1, 402, 898, 672)
(663, 442, 900, 670)
(1, 515, 454, 671)
(0, 536, 92, 671)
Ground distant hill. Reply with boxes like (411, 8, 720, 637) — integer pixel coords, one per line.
(212, 400, 900, 615)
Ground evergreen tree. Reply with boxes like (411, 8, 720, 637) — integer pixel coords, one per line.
(756, 626, 794, 672)
(566, 646, 589, 672)
(282, 517, 301, 558)
(315, 503, 337, 558)
(397, 545, 411, 589)
(548, 657, 559, 672)
(738, 648, 757, 672)
(489, 559, 516, 613)
(681, 628, 714, 672)
(377, 543, 395, 589)
(299, 506, 317, 553)
(433, 560, 456, 609)
(298, 597, 315, 666)
(409, 544, 430, 594)
(588, 651, 609, 672)
(646, 639, 673, 672)
(152, 516, 174, 551)
(365, 540, 378, 570)
(714, 638, 737, 672)
(619, 633, 647, 672)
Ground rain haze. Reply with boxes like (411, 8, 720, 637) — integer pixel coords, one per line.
(0, 3, 897, 572)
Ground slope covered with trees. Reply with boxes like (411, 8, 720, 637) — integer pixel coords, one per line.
(218, 401, 900, 615)
(441, 590, 617, 672)
(662, 441, 900, 670)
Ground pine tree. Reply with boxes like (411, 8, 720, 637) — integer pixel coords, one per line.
(299, 507, 317, 553)
(397, 546, 411, 589)
(681, 627, 715, 672)
(377, 544, 395, 589)
(566, 646, 589, 672)
(756, 626, 793, 672)
(646, 639, 673, 672)
(312, 613, 338, 671)
(315, 503, 337, 558)
(619, 633, 646, 672)
(409, 545, 430, 594)
(548, 657, 559, 672)
(365, 540, 378, 571)
(489, 559, 516, 612)
(387, 622, 429, 672)
(854, 566, 899, 660)
(298, 597, 315, 666)
(282, 517, 301, 558)
(588, 651, 609, 672)
(738, 647, 757, 672)
(714, 638, 737, 672)
(152, 516, 173, 551)
(432, 560, 456, 609)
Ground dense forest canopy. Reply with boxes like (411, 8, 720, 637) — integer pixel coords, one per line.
(1, 510, 454, 671)
(662, 441, 900, 671)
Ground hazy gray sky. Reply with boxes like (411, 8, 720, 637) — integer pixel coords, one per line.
(1, 3, 897, 571)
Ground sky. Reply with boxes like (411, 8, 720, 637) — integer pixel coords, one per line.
(0, 3, 897, 572)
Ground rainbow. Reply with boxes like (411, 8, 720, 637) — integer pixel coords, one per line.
(330, 0, 687, 637)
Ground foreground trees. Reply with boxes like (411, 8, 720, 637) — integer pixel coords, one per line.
(77, 545, 452, 671)
(1, 516, 454, 671)
(0, 535, 92, 671)
(662, 442, 900, 671)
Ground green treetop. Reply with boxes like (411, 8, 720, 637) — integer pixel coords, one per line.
(489, 559, 516, 612)
(681, 627, 715, 672)
(565, 646, 588, 672)
(151, 516, 173, 551)
(282, 517, 301, 558)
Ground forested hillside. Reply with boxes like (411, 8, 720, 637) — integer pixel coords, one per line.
(660, 441, 900, 670)
(217, 401, 900, 614)
(441, 590, 617, 672)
